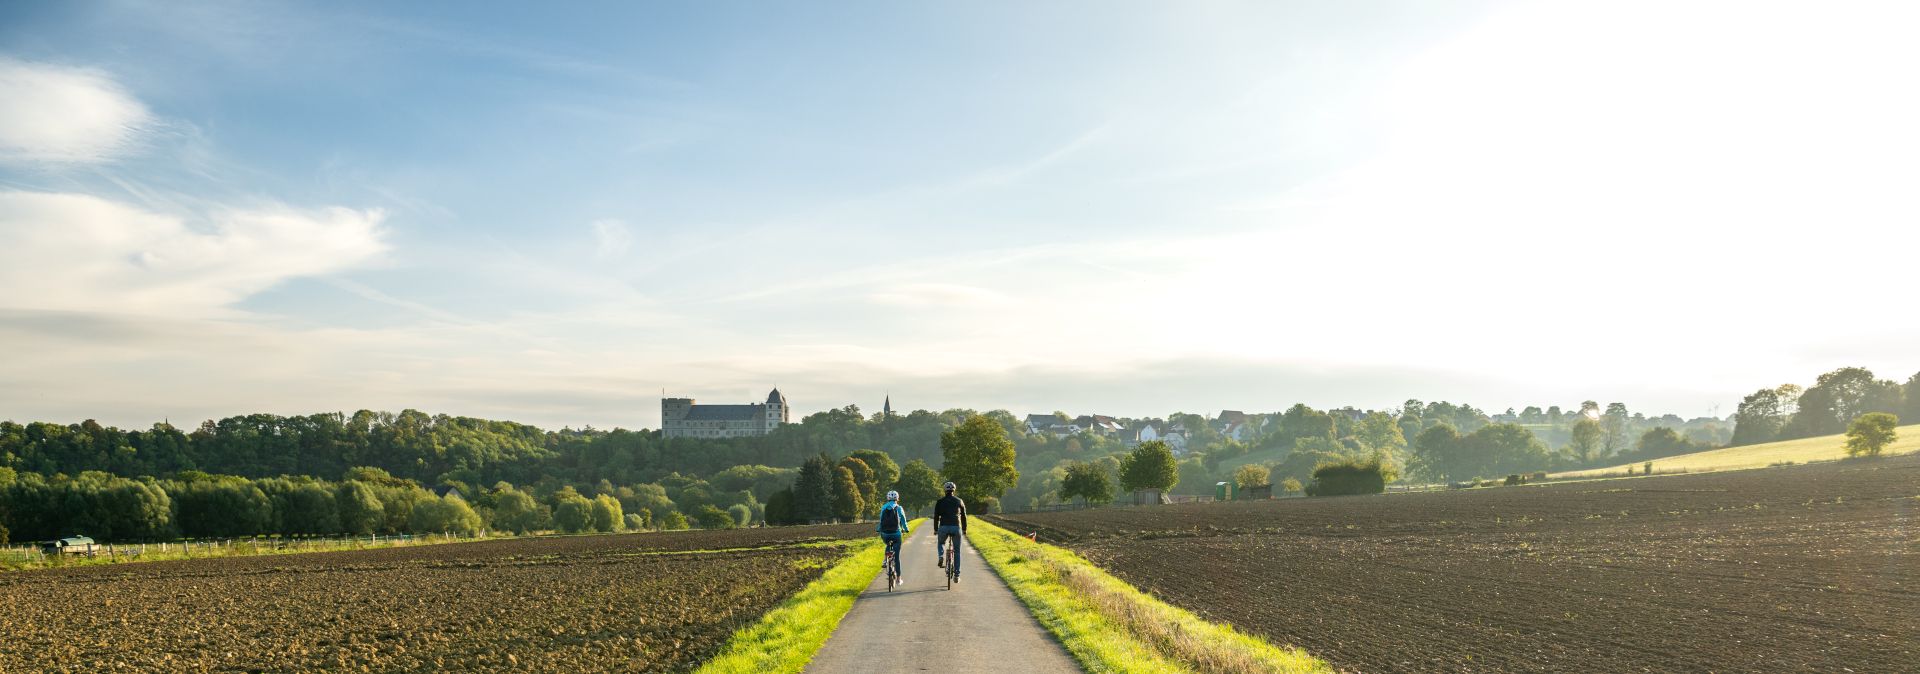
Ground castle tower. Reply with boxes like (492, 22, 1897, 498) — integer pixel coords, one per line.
(765, 388, 789, 430)
(662, 397, 694, 422)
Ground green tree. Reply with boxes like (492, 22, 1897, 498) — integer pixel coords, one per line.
(1601, 403, 1630, 455)
(1355, 412, 1406, 453)
(1845, 413, 1899, 457)
(697, 504, 735, 529)
(1118, 440, 1180, 493)
(838, 456, 878, 518)
(894, 459, 942, 514)
(1058, 461, 1114, 505)
(410, 494, 482, 535)
(791, 453, 836, 523)
(763, 488, 796, 525)
(831, 466, 864, 522)
(590, 494, 624, 532)
(552, 494, 593, 533)
(490, 487, 545, 534)
(848, 449, 900, 491)
(940, 415, 1019, 503)
(1567, 418, 1605, 465)
(1280, 477, 1303, 494)
(335, 481, 386, 536)
(623, 513, 646, 531)
(1785, 367, 1904, 438)
(1233, 463, 1271, 490)
(660, 510, 689, 530)
(728, 503, 753, 527)
(1731, 388, 1786, 446)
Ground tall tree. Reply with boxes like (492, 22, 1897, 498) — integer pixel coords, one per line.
(1059, 461, 1114, 505)
(847, 449, 900, 492)
(1904, 371, 1920, 424)
(1118, 441, 1180, 493)
(791, 453, 836, 523)
(1355, 411, 1407, 453)
(894, 459, 942, 515)
(837, 456, 878, 518)
(1601, 403, 1630, 455)
(1731, 388, 1786, 446)
(1784, 367, 1903, 438)
(831, 466, 863, 522)
(939, 415, 1019, 503)
(1567, 418, 1605, 465)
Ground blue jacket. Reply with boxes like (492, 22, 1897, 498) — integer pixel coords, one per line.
(875, 501, 908, 535)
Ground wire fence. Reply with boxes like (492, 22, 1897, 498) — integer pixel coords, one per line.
(2, 532, 475, 567)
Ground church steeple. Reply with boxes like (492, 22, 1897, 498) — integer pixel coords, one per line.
(883, 394, 892, 418)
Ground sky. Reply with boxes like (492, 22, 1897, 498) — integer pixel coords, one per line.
(2, 0, 1917, 431)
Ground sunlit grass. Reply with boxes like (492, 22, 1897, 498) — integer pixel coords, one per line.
(1552, 424, 1919, 478)
(970, 520, 1330, 674)
(693, 519, 919, 674)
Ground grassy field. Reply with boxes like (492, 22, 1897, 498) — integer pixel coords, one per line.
(1551, 423, 1920, 478)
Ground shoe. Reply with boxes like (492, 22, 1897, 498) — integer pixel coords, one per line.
(937, 558, 945, 568)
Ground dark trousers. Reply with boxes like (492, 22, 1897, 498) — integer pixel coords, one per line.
(936, 525, 963, 573)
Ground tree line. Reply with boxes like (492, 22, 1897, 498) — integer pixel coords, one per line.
(1732, 367, 1917, 446)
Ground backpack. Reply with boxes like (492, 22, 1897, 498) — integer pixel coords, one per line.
(879, 505, 902, 533)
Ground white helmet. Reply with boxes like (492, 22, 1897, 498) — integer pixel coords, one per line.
(942, 481, 957, 492)
(885, 490, 899, 502)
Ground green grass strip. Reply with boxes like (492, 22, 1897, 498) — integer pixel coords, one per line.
(971, 519, 1332, 674)
(693, 519, 921, 674)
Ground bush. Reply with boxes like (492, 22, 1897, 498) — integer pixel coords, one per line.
(1305, 457, 1391, 496)
(727, 503, 753, 527)
(552, 494, 594, 533)
(660, 510, 689, 531)
(1845, 413, 1899, 458)
(591, 494, 624, 532)
(1504, 474, 1524, 486)
(1280, 477, 1302, 494)
(1233, 464, 1271, 490)
(696, 504, 735, 529)
(623, 513, 646, 531)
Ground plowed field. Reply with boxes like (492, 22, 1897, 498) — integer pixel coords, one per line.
(989, 456, 1920, 673)
(0, 524, 871, 673)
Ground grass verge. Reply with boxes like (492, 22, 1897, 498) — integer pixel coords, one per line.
(693, 519, 920, 674)
(971, 519, 1331, 674)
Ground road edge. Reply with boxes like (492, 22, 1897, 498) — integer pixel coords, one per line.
(692, 519, 922, 674)
(971, 519, 1332, 674)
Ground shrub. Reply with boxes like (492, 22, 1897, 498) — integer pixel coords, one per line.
(1280, 477, 1303, 494)
(660, 510, 689, 530)
(1233, 464, 1271, 490)
(552, 494, 594, 533)
(1845, 413, 1899, 458)
(977, 496, 999, 514)
(696, 504, 735, 529)
(623, 513, 646, 531)
(1504, 474, 1524, 486)
(728, 503, 753, 527)
(1306, 457, 1391, 496)
(591, 494, 624, 532)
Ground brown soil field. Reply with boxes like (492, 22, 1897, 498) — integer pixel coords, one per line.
(0, 524, 871, 673)
(988, 456, 1920, 673)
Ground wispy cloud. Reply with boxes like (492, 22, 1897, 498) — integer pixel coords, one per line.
(591, 218, 634, 259)
(0, 191, 388, 317)
(0, 57, 153, 166)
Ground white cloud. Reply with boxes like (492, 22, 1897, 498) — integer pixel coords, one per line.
(869, 283, 1009, 309)
(0, 191, 388, 316)
(0, 57, 153, 166)
(591, 218, 634, 259)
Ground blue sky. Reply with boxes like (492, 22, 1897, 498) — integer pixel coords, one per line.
(3, 1, 1917, 430)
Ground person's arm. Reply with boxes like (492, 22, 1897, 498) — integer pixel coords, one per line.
(959, 500, 968, 533)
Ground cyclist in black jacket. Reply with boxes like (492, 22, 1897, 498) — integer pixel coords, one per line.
(932, 481, 967, 580)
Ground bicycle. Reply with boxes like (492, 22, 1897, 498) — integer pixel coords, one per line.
(884, 545, 900, 591)
(944, 532, 960, 590)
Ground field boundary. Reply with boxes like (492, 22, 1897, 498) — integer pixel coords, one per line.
(970, 519, 1331, 674)
(692, 519, 921, 674)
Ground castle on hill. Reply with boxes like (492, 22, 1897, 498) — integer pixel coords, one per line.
(661, 388, 790, 439)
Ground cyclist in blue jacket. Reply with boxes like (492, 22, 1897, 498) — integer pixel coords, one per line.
(876, 490, 908, 579)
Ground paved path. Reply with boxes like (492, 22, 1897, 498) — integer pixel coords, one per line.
(801, 524, 1083, 674)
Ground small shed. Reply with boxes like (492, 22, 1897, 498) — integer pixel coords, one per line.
(1241, 484, 1273, 500)
(42, 536, 97, 556)
(1131, 489, 1165, 506)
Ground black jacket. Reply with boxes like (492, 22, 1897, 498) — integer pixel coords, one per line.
(933, 494, 968, 531)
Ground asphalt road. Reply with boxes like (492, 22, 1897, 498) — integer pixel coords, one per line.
(800, 523, 1083, 674)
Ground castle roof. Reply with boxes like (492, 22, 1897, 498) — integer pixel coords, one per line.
(767, 388, 787, 405)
